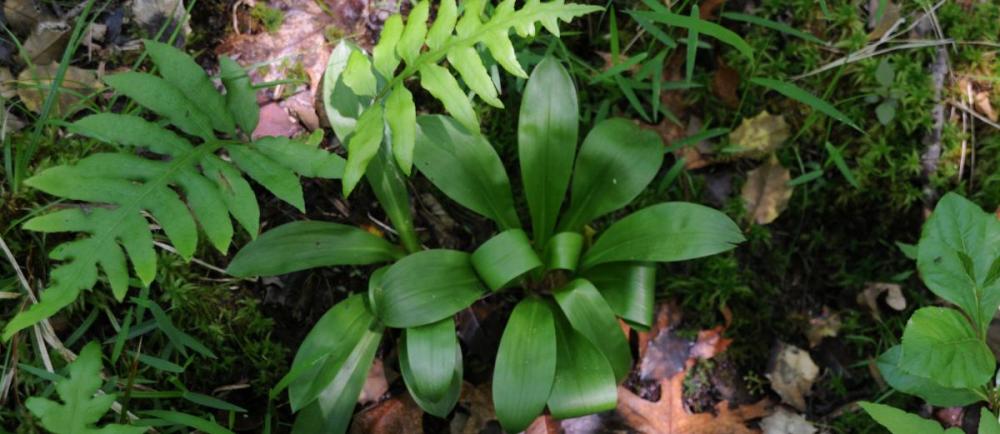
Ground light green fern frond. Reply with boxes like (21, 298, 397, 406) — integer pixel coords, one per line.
(2, 41, 345, 340)
(328, 0, 601, 195)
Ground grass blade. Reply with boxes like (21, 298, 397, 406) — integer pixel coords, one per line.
(751, 78, 862, 132)
(721, 12, 825, 44)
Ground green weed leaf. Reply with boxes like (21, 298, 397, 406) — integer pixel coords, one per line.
(860, 402, 961, 434)
(373, 250, 485, 328)
(402, 317, 458, 401)
(899, 307, 994, 389)
(145, 40, 235, 134)
(750, 78, 862, 131)
(400, 336, 462, 418)
(547, 312, 617, 419)
(493, 297, 557, 433)
(876, 346, 981, 407)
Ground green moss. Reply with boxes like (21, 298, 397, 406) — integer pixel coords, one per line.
(251, 3, 285, 33)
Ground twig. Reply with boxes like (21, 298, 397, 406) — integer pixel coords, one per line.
(951, 101, 1000, 130)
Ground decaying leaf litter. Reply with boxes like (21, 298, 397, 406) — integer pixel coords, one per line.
(2, 0, 1000, 432)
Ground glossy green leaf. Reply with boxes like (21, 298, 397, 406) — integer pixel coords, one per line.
(385, 84, 417, 174)
(403, 317, 457, 400)
(583, 262, 656, 329)
(860, 402, 958, 434)
(582, 202, 745, 269)
(876, 346, 981, 407)
(145, 40, 235, 134)
(493, 298, 557, 433)
(400, 336, 462, 418)
(227, 221, 402, 277)
(322, 42, 370, 142)
(374, 250, 485, 328)
(419, 64, 478, 133)
(547, 311, 617, 419)
(366, 141, 421, 253)
(142, 410, 233, 434)
(426, 0, 457, 49)
(720, 12, 825, 44)
(519, 56, 578, 245)
(544, 232, 584, 271)
(750, 78, 862, 132)
(980, 408, 1000, 434)
(414, 115, 520, 229)
(629, 9, 753, 61)
(342, 105, 385, 197)
(553, 279, 631, 381)
(471, 229, 542, 291)
(900, 307, 994, 389)
(397, 0, 429, 64)
(373, 15, 403, 77)
(917, 193, 1000, 334)
(225, 145, 304, 211)
(219, 57, 259, 135)
(559, 118, 663, 231)
(249, 136, 345, 179)
(104, 72, 214, 139)
(447, 46, 503, 107)
(343, 50, 377, 96)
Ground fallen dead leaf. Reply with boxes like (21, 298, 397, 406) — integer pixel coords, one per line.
(16, 63, 101, 115)
(691, 326, 733, 360)
(350, 394, 423, 434)
(0, 68, 15, 99)
(857, 282, 906, 321)
(728, 111, 789, 156)
(760, 406, 817, 434)
(453, 382, 495, 434)
(357, 358, 388, 404)
(3, 0, 47, 34)
(524, 415, 560, 434)
(253, 102, 303, 139)
(742, 155, 793, 225)
(974, 91, 997, 122)
(867, 0, 900, 41)
(711, 61, 741, 108)
(766, 343, 818, 412)
(22, 21, 70, 64)
(132, 0, 192, 42)
(805, 308, 841, 348)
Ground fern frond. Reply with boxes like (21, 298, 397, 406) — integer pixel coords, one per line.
(2, 41, 346, 340)
(332, 0, 601, 195)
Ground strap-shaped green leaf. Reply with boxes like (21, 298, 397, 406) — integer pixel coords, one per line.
(366, 140, 421, 253)
(342, 104, 384, 197)
(145, 40, 235, 135)
(559, 118, 663, 231)
(900, 307, 994, 389)
(544, 232, 583, 271)
(397, 0, 429, 64)
(419, 63, 478, 133)
(471, 229, 542, 291)
(373, 15, 404, 77)
(403, 317, 458, 401)
(322, 42, 371, 142)
(400, 336, 463, 418)
(547, 311, 617, 419)
(414, 115, 520, 229)
(583, 262, 656, 329)
(103, 72, 214, 140)
(519, 56, 578, 245)
(917, 193, 1000, 334)
(552, 279, 631, 381)
(227, 221, 402, 277)
(374, 250, 485, 327)
(581, 202, 744, 269)
(750, 78, 861, 132)
(226, 144, 305, 211)
(343, 50, 377, 96)
(494, 297, 557, 433)
(447, 46, 503, 108)
(385, 84, 417, 174)
(876, 346, 980, 407)
(426, 0, 457, 49)
(249, 136, 345, 179)
(219, 56, 259, 135)
(628, 9, 753, 61)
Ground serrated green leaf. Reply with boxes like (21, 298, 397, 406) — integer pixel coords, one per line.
(553, 279, 632, 381)
(547, 311, 617, 419)
(373, 15, 404, 77)
(426, 0, 457, 49)
(249, 136, 345, 179)
(374, 250, 485, 328)
(493, 297, 556, 433)
(447, 46, 503, 108)
(581, 202, 745, 269)
(343, 50, 377, 96)
(25, 342, 146, 434)
(419, 63, 478, 133)
(219, 56, 259, 135)
(398, 0, 429, 64)
(385, 85, 417, 174)
(900, 307, 994, 389)
(145, 40, 235, 134)
(226, 145, 305, 212)
(483, 29, 527, 79)
(342, 105, 385, 197)
(519, 57, 577, 246)
(400, 336, 462, 418)
(860, 402, 953, 434)
(559, 118, 663, 231)
(403, 317, 457, 401)
(104, 72, 214, 139)
(227, 221, 402, 277)
(750, 78, 862, 132)
(414, 115, 519, 229)
(876, 346, 981, 407)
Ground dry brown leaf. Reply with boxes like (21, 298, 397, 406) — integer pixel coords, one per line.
(350, 395, 423, 434)
(524, 415, 560, 434)
(453, 382, 495, 434)
(760, 407, 817, 434)
(0, 68, 15, 100)
(3, 0, 47, 34)
(16, 63, 101, 115)
(766, 343, 818, 411)
(23, 22, 70, 65)
(729, 111, 790, 156)
(357, 358, 388, 404)
(618, 369, 771, 434)
(711, 61, 741, 108)
(805, 308, 841, 348)
(253, 102, 303, 139)
(742, 155, 793, 225)
(974, 91, 997, 121)
(691, 326, 733, 360)
(867, 0, 900, 41)
(857, 282, 907, 321)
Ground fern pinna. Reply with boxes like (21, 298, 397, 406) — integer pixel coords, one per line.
(331, 0, 601, 196)
(2, 41, 346, 340)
